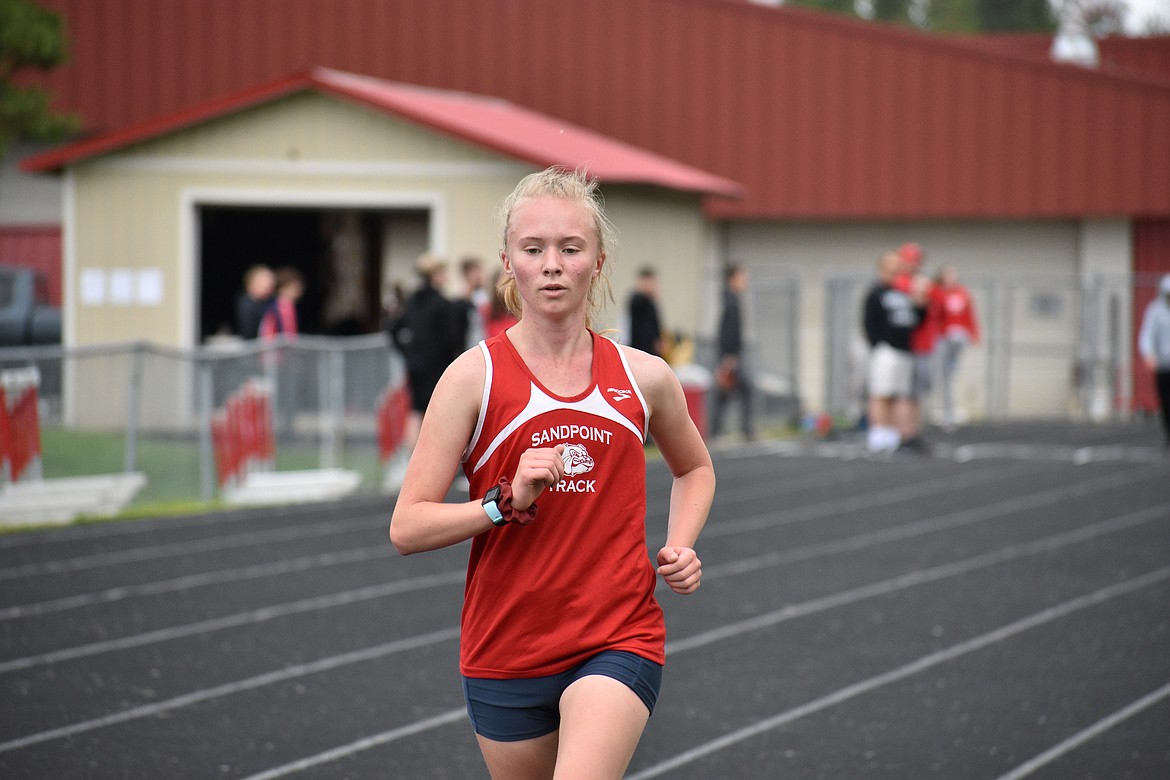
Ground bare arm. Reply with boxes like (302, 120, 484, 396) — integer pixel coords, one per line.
(388, 349, 492, 555)
(626, 347, 716, 595)
(388, 348, 567, 555)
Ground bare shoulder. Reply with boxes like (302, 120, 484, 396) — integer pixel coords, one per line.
(618, 344, 680, 401)
(428, 345, 487, 419)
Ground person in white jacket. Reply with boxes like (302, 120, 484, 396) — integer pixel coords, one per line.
(1137, 273, 1170, 450)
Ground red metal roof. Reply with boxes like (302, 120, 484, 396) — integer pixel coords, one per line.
(21, 0, 1170, 220)
(21, 67, 742, 198)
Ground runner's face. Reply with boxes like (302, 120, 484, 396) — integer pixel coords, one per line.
(502, 196, 604, 319)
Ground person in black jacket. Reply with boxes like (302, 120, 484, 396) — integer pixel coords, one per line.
(711, 263, 754, 441)
(863, 251, 923, 453)
(388, 255, 465, 450)
(627, 265, 664, 357)
(234, 264, 275, 339)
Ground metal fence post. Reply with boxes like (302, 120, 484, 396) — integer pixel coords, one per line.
(1080, 274, 1101, 417)
(318, 348, 344, 469)
(824, 275, 854, 418)
(198, 360, 215, 501)
(124, 342, 143, 473)
(985, 279, 1003, 417)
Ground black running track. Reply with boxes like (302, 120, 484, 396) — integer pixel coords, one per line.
(2, 422, 1168, 779)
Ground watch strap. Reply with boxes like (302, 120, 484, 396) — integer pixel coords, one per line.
(483, 498, 507, 526)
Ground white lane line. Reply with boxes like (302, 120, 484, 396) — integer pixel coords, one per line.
(239, 708, 469, 780)
(0, 545, 392, 620)
(775, 439, 1169, 464)
(703, 451, 958, 504)
(0, 473, 683, 582)
(667, 503, 1170, 654)
(0, 512, 383, 581)
(208, 507, 1169, 780)
(0, 499, 384, 551)
(0, 461, 1029, 620)
(627, 566, 1170, 779)
(699, 469, 1156, 583)
(0, 569, 466, 674)
(995, 681, 1170, 780)
(7, 501, 1164, 753)
(0, 627, 460, 753)
(1, 467, 1156, 677)
(703, 460, 1050, 538)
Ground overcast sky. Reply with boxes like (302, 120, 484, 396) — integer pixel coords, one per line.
(1123, 0, 1170, 34)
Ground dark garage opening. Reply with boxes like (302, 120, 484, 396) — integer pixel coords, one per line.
(199, 206, 422, 343)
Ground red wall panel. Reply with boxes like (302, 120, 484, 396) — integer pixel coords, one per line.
(26, 0, 1170, 221)
(0, 227, 63, 306)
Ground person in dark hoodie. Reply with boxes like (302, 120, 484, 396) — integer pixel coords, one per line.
(711, 263, 754, 441)
(388, 254, 465, 451)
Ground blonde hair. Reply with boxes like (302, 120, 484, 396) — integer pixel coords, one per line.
(496, 166, 617, 329)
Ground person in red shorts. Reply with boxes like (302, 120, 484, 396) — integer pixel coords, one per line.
(390, 166, 715, 779)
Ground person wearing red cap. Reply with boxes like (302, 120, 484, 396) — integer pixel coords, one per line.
(898, 242, 923, 268)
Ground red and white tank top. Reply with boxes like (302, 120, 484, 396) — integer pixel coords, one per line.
(458, 330, 666, 677)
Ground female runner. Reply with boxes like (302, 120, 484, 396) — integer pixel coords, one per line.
(390, 166, 715, 779)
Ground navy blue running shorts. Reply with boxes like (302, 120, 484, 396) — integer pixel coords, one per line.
(461, 650, 663, 742)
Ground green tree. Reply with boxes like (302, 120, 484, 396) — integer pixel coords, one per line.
(785, 0, 859, 17)
(978, 0, 1055, 31)
(0, 0, 79, 159)
(926, 0, 981, 32)
(872, 0, 913, 24)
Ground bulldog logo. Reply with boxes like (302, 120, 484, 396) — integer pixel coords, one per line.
(560, 442, 595, 476)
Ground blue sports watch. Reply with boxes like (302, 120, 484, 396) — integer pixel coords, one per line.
(482, 484, 507, 526)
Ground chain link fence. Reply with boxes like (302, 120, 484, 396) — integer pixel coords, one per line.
(1, 335, 404, 510)
(1, 269, 1157, 514)
(823, 270, 1149, 425)
(691, 263, 804, 432)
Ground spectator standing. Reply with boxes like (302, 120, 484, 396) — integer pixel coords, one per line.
(389, 166, 713, 778)
(235, 264, 275, 339)
(627, 265, 664, 357)
(895, 242, 939, 451)
(934, 265, 980, 431)
(388, 255, 464, 453)
(711, 263, 754, 441)
(863, 251, 921, 454)
(259, 267, 305, 340)
(457, 256, 490, 349)
(1138, 273, 1170, 451)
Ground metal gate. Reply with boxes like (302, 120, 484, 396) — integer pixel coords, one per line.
(822, 271, 1135, 422)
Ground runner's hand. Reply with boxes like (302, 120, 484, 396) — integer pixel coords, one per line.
(657, 546, 701, 595)
(511, 445, 565, 511)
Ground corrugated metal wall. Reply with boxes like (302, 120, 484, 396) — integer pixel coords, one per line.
(27, 0, 1170, 221)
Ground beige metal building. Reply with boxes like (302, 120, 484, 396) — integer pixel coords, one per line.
(26, 69, 738, 350)
(21, 69, 738, 427)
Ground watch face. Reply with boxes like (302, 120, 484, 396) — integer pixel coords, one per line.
(484, 486, 501, 504)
